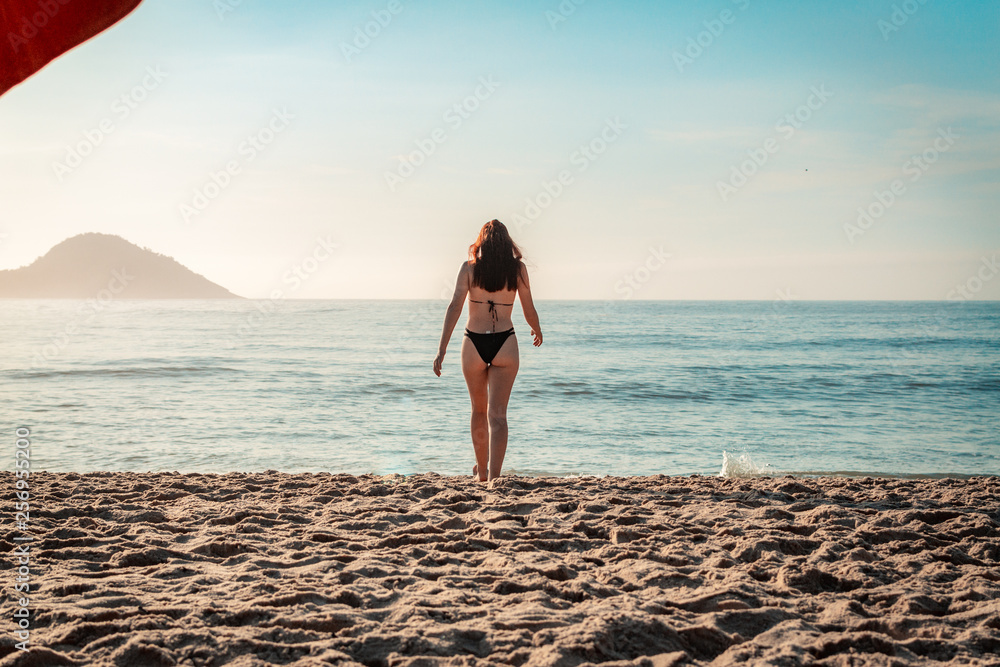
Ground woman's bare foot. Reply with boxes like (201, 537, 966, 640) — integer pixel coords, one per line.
(472, 464, 487, 482)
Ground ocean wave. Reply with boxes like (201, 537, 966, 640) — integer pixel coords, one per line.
(719, 451, 776, 478)
(11, 366, 243, 379)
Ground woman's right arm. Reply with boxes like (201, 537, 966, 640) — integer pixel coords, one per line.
(433, 262, 470, 376)
(517, 262, 542, 347)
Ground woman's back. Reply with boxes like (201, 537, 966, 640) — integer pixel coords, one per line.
(466, 262, 517, 333)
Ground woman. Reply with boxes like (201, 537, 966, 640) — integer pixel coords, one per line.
(433, 220, 542, 483)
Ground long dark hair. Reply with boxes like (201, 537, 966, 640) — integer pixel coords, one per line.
(468, 220, 522, 292)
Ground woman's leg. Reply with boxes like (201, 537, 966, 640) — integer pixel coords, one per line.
(485, 334, 519, 481)
(461, 335, 489, 481)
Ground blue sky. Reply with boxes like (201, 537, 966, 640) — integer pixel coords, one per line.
(0, 0, 997, 299)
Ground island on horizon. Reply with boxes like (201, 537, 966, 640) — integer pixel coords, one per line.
(0, 233, 240, 299)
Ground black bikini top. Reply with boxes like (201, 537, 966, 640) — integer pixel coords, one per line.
(470, 298, 513, 328)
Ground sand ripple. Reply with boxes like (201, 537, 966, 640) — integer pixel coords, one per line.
(2, 473, 998, 666)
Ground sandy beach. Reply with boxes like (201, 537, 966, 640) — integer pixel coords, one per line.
(3, 472, 998, 667)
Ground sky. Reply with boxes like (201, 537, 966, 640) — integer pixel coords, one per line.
(0, 0, 998, 300)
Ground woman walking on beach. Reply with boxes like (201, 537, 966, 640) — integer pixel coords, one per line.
(433, 220, 542, 483)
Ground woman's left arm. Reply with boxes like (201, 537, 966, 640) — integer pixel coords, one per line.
(433, 262, 470, 376)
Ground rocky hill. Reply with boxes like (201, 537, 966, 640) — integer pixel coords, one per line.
(0, 233, 240, 298)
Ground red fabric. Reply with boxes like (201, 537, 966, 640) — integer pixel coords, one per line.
(1, 0, 142, 97)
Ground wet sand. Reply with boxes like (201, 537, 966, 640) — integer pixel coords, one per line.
(2, 472, 999, 667)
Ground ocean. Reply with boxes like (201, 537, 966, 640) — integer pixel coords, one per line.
(2, 299, 997, 478)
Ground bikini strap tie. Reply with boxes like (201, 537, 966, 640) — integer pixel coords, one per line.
(470, 298, 514, 328)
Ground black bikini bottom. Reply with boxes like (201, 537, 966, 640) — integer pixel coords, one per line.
(464, 328, 515, 366)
